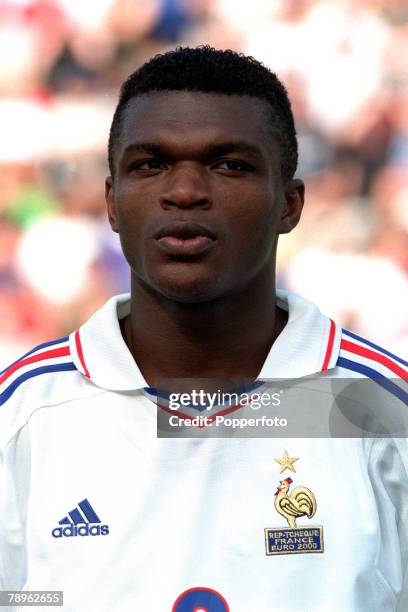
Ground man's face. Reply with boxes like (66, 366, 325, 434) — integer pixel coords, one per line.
(106, 91, 303, 302)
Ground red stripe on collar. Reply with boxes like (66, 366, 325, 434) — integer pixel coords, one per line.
(75, 330, 90, 379)
(321, 318, 336, 371)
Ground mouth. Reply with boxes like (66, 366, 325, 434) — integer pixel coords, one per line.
(154, 221, 217, 257)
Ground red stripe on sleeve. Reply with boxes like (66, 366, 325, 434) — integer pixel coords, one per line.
(321, 319, 336, 371)
(341, 339, 408, 379)
(75, 330, 91, 379)
(0, 346, 70, 385)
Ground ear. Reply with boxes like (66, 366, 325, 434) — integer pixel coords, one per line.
(105, 176, 118, 233)
(278, 178, 305, 234)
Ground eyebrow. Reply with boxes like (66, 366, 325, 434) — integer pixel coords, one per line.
(123, 142, 162, 156)
(121, 141, 264, 161)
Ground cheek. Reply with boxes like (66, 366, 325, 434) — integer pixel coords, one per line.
(115, 185, 142, 225)
(116, 213, 142, 261)
(114, 185, 154, 242)
(113, 198, 149, 268)
(228, 198, 280, 255)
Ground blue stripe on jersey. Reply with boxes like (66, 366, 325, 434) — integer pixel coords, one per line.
(0, 336, 70, 375)
(0, 362, 77, 407)
(342, 329, 408, 368)
(337, 356, 408, 405)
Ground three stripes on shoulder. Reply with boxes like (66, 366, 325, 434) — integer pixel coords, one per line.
(0, 336, 76, 407)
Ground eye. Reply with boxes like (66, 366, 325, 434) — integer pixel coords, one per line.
(214, 160, 251, 172)
(130, 159, 168, 171)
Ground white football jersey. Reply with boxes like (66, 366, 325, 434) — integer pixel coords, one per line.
(0, 290, 407, 612)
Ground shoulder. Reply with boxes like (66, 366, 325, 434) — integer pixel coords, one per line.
(1, 336, 76, 406)
(334, 327, 407, 404)
(0, 335, 96, 448)
(336, 327, 407, 378)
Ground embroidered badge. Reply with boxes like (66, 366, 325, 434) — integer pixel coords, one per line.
(265, 451, 324, 555)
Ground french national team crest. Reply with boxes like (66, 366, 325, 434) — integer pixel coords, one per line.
(264, 450, 324, 555)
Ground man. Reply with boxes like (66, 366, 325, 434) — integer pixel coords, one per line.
(0, 47, 407, 612)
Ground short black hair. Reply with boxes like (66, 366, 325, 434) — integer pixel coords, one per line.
(108, 46, 298, 182)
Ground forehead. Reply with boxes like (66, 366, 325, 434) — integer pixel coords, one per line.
(119, 91, 278, 157)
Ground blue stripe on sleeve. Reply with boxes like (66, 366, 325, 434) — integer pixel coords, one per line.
(337, 356, 408, 405)
(342, 329, 408, 368)
(0, 336, 70, 375)
(0, 362, 77, 406)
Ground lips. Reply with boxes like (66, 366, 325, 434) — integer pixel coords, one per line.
(154, 221, 216, 241)
(154, 221, 217, 257)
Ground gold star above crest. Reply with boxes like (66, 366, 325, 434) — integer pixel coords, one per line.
(275, 450, 299, 474)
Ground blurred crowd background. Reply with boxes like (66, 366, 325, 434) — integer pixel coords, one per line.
(1, 0, 407, 367)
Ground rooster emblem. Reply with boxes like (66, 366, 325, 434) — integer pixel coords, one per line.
(274, 477, 317, 529)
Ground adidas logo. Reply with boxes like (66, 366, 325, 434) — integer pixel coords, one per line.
(52, 498, 109, 538)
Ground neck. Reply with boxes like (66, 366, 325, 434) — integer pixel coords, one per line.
(121, 267, 287, 387)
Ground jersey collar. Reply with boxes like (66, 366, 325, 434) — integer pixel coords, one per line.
(69, 290, 341, 391)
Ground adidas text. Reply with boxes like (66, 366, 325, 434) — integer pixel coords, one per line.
(52, 524, 109, 538)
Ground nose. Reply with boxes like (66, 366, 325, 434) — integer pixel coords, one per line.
(159, 164, 211, 210)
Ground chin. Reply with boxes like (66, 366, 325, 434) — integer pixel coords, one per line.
(155, 279, 220, 303)
(146, 268, 224, 303)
